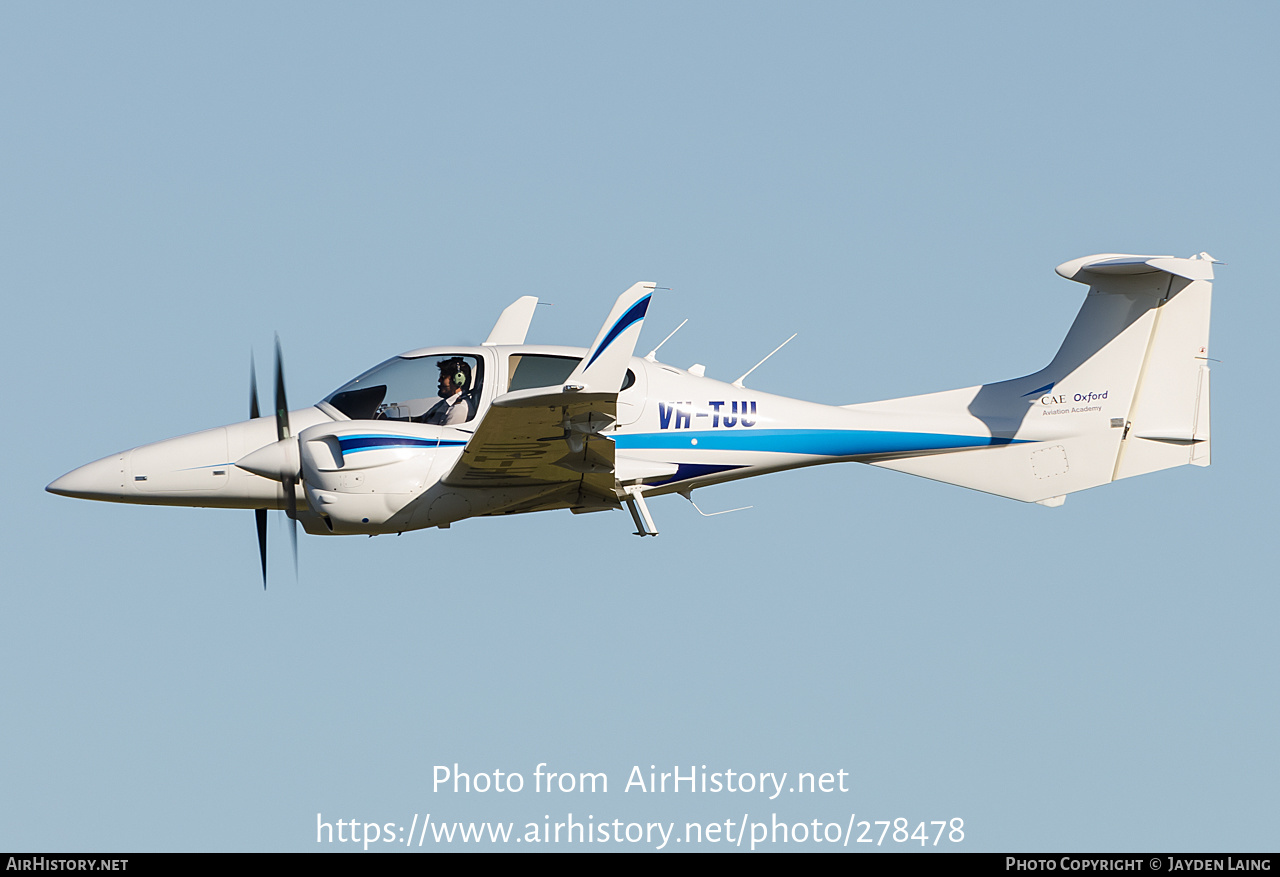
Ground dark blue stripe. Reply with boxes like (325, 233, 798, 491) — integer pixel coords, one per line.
(652, 463, 746, 486)
(585, 294, 651, 369)
(338, 435, 468, 455)
(613, 429, 1024, 456)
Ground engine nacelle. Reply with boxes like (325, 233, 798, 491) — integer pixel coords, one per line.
(297, 422, 443, 534)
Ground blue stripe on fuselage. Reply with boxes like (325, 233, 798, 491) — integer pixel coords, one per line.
(613, 428, 1023, 456)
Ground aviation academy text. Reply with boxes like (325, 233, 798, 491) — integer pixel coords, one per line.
(432, 763, 850, 799)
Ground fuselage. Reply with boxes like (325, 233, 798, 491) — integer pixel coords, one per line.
(48, 253, 1216, 535)
(47, 342, 1021, 534)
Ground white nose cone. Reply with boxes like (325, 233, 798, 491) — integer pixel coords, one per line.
(234, 438, 300, 483)
(47, 454, 129, 501)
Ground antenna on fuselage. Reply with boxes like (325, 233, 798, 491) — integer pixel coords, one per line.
(644, 318, 688, 362)
(732, 333, 797, 388)
(678, 487, 752, 517)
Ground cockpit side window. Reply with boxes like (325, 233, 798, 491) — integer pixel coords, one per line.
(506, 354, 636, 393)
(506, 354, 582, 392)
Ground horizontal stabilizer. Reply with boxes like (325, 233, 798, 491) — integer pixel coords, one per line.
(1056, 253, 1217, 282)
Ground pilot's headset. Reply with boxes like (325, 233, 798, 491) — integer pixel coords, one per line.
(438, 358, 471, 392)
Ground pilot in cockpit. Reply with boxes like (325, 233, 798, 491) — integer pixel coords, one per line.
(420, 357, 476, 426)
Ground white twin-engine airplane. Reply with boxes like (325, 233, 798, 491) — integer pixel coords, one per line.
(49, 252, 1215, 583)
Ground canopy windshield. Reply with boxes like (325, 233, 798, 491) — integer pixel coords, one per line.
(324, 355, 482, 422)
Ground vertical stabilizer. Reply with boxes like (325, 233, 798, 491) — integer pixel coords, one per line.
(860, 253, 1215, 502)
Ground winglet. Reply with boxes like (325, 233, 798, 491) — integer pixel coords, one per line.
(483, 295, 540, 346)
(565, 282, 655, 392)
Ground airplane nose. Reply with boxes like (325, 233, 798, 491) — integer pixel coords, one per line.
(46, 454, 129, 501)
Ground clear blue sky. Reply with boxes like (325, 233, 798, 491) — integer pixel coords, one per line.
(2, 1, 1276, 852)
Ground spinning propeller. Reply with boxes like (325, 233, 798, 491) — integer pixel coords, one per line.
(246, 336, 300, 588)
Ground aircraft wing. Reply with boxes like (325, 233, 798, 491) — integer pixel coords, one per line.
(440, 282, 655, 499)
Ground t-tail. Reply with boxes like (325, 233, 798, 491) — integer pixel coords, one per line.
(847, 253, 1215, 505)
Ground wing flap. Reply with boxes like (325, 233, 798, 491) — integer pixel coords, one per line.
(440, 396, 611, 483)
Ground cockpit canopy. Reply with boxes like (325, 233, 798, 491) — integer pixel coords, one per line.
(322, 349, 637, 424)
(323, 354, 484, 423)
